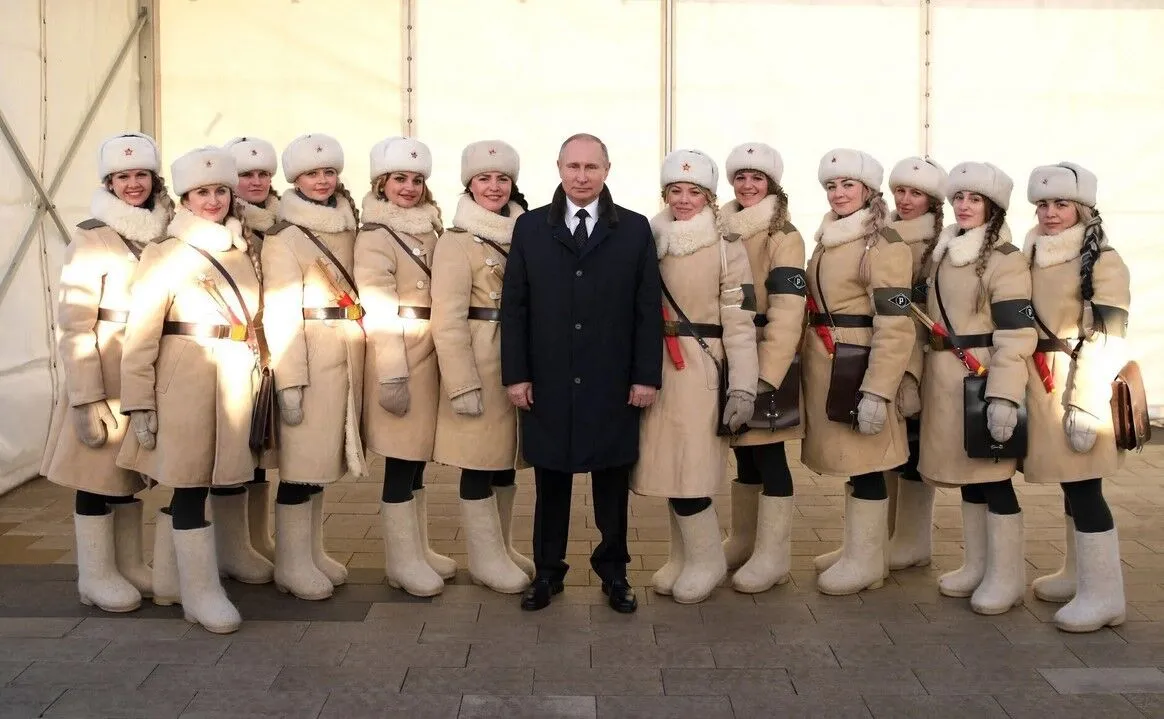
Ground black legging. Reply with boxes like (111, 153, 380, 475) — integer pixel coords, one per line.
(849, 471, 887, 501)
(170, 487, 210, 530)
(734, 443, 794, 497)
(210, 467, 269, 497)
(960, 479, 1020, 515)
(669, 497, 712, 516)
(382, 458, 426, 504)
(1062, 478, 1114, 533)
(459, 468, 517, 501)
(74, 490, 136, 516)
(894, 418, 923, 482)
(276, 482, 321, 506)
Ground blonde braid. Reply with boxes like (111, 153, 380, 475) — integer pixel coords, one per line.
(974, 206, 1006, 311)
(335, 182, 360, 228)
(918, 198, 944, 277)
(422, 185, 444, 231)
(152, 174, 177, 226)
(858, 192, 888, 285)
(230, 197, 263, 289)
(765, 181, 791, 238)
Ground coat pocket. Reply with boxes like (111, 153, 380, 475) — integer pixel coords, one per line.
(155, 340, 189, 395)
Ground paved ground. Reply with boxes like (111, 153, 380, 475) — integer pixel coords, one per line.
(1, 442, 1163, 718)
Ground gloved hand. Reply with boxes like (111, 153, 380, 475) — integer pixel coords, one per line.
(896, 375, 921, 419)
(279, 386, 304, 426)
(722, 390, 755, 433)
(986, 398, 1019, 443)
(378, 379, 410, 416)
(1065, 406, 1099, 453)
(856, 393, 888, 435)
(72, 399, 118, 449)
(129, 410, 157, 450)
(450, 389, 483, 416)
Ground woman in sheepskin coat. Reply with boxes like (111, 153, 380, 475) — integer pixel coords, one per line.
(715, 142, 805, 595)
(1023, 162, 1130, 633)
(802, 149, 913, 597)
(918, 162, 1035, 616)
(263, 133, 365, 601)
(430, 140, 533, 596)
(354, 136, 455, 596)
(118, 146, 260, 634)
(882, 157, 948, 573)
(42, 132, 172, 614)
(633, 149, 758, 605)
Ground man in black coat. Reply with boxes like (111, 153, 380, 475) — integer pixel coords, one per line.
(501, 133, 662, 613)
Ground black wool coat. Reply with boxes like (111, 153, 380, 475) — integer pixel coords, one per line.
(501, 185, 663, 473)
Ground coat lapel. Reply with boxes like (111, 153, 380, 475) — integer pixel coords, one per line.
(579, 215, 613, 259)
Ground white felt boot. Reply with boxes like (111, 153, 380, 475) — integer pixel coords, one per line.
(111, 499, 152, 597)
(381, 500, 444, 597)
(414, 488, 458, 580)
(273, 502, 333, 601)
(211, 492, 274, 584)
(1033, 516, 1077, 603)
(246, 482, 277, 563)
(970, 511, 1025, 615)
(887, 480, 935, 570)
(152, 510, 180, 606)
(1054, 528, 1126, 633)
(75, 512, 141, 613)
(939, 502, 988, 598)
(462, 495, 530, 594)
(732, 495, 793, 593)
(172, 524, 241, 634)
(817, 495, 888, 596)
(885, 471, 899, 537)
(722, 482, 760, 570)
(814, 484, 849, 572)
(652, 506, 685, 596)
(310, 492, 347, 586)
(672, 505, 728, 604)
(494, 484, 535, 579)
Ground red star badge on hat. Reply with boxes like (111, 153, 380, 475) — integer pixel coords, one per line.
(913, 164, 920, 171)
(315, 145, 323, 153)
(1042, 178, 1049, 184)
(681, 162, 691, 172)
(124, 148, 133, 156)
(410, 151, 418, 158)
(488, 148, 497, 156)
(831, 156, 837, 163)
(205, 160, 213, 168)
(250, 149, 258, 156)
(746, 148, 754, 154)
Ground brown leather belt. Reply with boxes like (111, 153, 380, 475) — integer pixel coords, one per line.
(304, 305, 365, 320)
(1036, 338, 1080, 353)
(754, 316, 768, 327)
(807, 313, 873, 328)
(96, 308, 128, 323)
(398, 305, 431, 320)
(930, 333, 993, 351)
(663, 321, 723, 338)
(468, 307, 501, 322)
(162, 320, 248, 341)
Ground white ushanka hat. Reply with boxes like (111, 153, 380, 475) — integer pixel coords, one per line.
(223, 136, 277, 175)
(661, 149, 718, 193)
(369, 136, 432, 181)
(98, 132, 160, 180)
(818, 148, 883, 191)
(725, 142, 784, 185)
(1027, 162, 1097, 208)
(171, 146, 238, 196)
(889, 156, 948, 200)
(461, 140, 520, 185)
(282, 133, 344, 182)
(947, 161, 1014, 211)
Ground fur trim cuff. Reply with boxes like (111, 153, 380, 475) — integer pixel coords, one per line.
(279, 189, 356, 233)
(360, 192, 441, 236)
(889, 212, 937, 246)
(1024, 223, 1086, 268)
(932, 221, 1013, 267)
(89, 189, 169, 244)
(815, 208, 874, 248)
(238, 193, 279, 233)
(168, 209, 247, 253)
(651, 206, 721, 259)
(719, 194, 777, 240)
(451, 194, 522, 245)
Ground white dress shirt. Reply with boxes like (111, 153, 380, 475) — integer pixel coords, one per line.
(564, 196, 600, 236)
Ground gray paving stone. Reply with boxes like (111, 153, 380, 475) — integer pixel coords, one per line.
(1069, 641, 1164, 667)
(95, 637, 230, 665)
(660, 667, 793, 695)
(271, 664, 406, 692)
(365, 601, 481, 624)
(809, 601, 925, 624)
(831, 642, 960, 669)
(995, 620, 1128, 645)
(139, 663, 281, 692)
(182, 689, 328, 718)
(995, 689, 1146, 718)
(476, 602, 593, 625)
(460, 695, 596, 719)
(342, 641, 469, 668)
(420, 622, 539, 645)
(402, 667, 533, 695)
(299, 619, 421, 644)
(42, 687, 195, 718)
(12, 660, 157, 688)
(217, 620, 308, 642)
(0, 618, 80, 638)
(653, 622, 773, 645)
(533, 667, 663, 696)
(1040, 667, 1164, 693)
(590, 643, 714, 668)
(700, 603, 815, 626)
(770, 619, 891, 645)
(467, 642, 590, 668)
(219, 639, 350, 666)
(0, 637, 108, 662)
(914, 666, 1055, 695)
(537, 622, 655, 645)
(709, 640, 838, 669)
(317, 690, 462, 719)
(880, 620, 1008, 645)
(863, 694, 1008, 718)
(0, 660, 31, 684)
(590, 603, 701, 625)
(1117, 623, 1164, 644)
(726, 692, 873, 718)
(1123, 692, 1164, 718)
(0, 686, 65, 719)
(789, 667, 926, 696)
(596, 695, 733, 719)
(949, 641, 1085, 668)
(68, 618, 191, 640)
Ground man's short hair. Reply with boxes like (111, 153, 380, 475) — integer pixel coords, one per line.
(558, 133, 610, 166)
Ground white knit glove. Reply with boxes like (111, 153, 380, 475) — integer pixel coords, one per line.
(856, 393, 888, 435)
(72, 399, 117, 449)
(1065, 407, 1099, 453)
(722, 390, 755, 433)
(986, 399, 1019, 443)
(378, 379, 410, 416)
(129, 410, 157, 450)
(450, 389, 483, 416)
(279, 386, 304, 426)
(895, 375, 921, 419)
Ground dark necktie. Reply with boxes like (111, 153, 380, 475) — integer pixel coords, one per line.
(572, 208, 589, 249)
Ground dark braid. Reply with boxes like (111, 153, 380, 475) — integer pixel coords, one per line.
(973, 201, 1005, 311)
(335, 182, 360, 228)
(1078, 204, 1106, 334)
(462, 181, 530, 213)
(918, 197, 944, 278)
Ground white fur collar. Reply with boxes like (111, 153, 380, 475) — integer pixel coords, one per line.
(889, 212, 937, 246)
(719, 194, 777, 240)
(361, 193, 441, 236)
(932, 221, 1013, 267)
(1023, 223, 1085, 268)
(451, 194, 522, 245)
(238, 193, 280, 233)
(89, 188, 169, 244)
(651, 206, 722, 259)
(278, 189, 356, 233)
(815, 208, 873, 249)
(168, 208, 247, 253)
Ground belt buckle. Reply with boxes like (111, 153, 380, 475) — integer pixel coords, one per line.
(345, 304, 365, 320)
(229, 324, 248, 342)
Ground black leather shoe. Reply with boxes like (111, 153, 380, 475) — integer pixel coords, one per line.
(601, 578, 637, 613)
(520, 577, 563, 611)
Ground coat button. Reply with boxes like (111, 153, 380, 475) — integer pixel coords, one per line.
(574, 377, 581, 384)
(489, 291, 501, 300)
(575, 270, 583, 277)
(412, 247, 424, 256)
(416, 280, 425, 289)
(474, 237, 483, 243)
(485, 258, 496, 266)
(574, 323, 582, 330)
